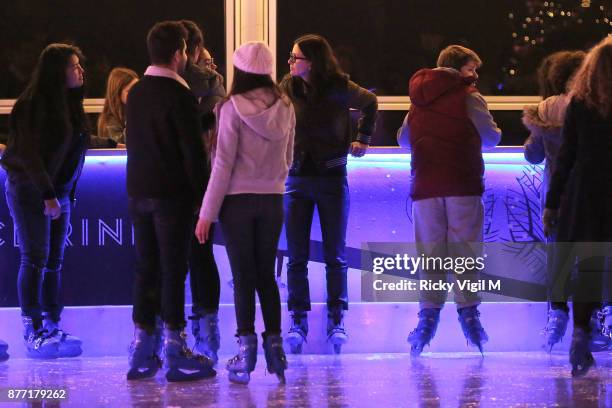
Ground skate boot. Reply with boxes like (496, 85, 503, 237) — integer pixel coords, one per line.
(458, 306, 488, 355)
(286, 311, 308, 354)
(600, 305, 612, 343)
(226, 334, 258, 384)
(190, 312, 220, 365)
(22, 316, 60, 359)
(0, 339, 8, 362)
(589, 308, 612, 352)
(263, 333, 288, 384)
(327, 307, 348, 354)
(163, 328, 216, 382)
(127, 327, 162, 380)
(43, 317, 82, 358)
(407, 308, 440, 357)
(570, 327, 595, 377)
(541, 308, 569, 351)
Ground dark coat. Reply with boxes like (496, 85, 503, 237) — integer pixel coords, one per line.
(280, 74, 377, 176)
(0, 92, 113, 200)
(545, 98, 612, 241)
(126, 75, 208, 206)
(407, 68, 483, 200)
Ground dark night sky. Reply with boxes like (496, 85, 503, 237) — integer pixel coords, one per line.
(0, 0, 225, 98)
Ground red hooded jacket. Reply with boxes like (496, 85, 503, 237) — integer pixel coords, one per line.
(407, 68, 484, 201)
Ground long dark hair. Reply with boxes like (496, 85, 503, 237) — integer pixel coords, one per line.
(225, 67, 283, 103)
(293, 34, 346, 97)
(14, 43, 88, 135)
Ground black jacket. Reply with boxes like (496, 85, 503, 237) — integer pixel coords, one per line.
(0, 94, 94, 200)
(181, 62, 226, 131)
(546, 98, 612, 241)
(280, 74, 377, 176)
(126, 75, 208, 205)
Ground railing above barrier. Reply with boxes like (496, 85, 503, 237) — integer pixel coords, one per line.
(0, 96, 542, 115)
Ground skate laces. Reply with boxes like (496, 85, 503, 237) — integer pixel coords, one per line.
(542, 309, 567, 336)
(32, 331, 49, 349)
(289, 317, 306, 334)
(594, 308, 612, 340)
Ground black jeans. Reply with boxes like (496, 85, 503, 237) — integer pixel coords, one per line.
(189, 221, 220, 314)
(5, 180, 70, 322)
(219, 194, 283, 336)
(129, 198, 193, 329)
(572, 256, 610, 331)
(284, 176, 350, 312)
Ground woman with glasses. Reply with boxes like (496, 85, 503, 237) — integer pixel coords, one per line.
(280, 34, 378, 354)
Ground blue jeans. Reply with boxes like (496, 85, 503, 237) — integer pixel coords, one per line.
(5, 180, 71, 322)
(129, 198, 193, 329)
(285, 176, 350, 311)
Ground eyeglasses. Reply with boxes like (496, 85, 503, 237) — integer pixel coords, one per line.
(289, 53, 307, 63)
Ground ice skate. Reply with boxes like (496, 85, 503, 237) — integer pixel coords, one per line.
(589, 308, 612, 352)
(286, 311, 308, 354)
(163, 329, 216, 382)
(327, 308, 348, 354)
(43, 317, 82, 358)
(227, 334, 257, 384)
(263, 334, 288, 384)
(541, 308, 569, 352)
(191, 312, 220, 364)
(22, 317, 60, 359)
(458, 306, 488, 355)
(407, 308, 440, 357)
(0, 339, 9, 362)
(127, 328, 161, 380)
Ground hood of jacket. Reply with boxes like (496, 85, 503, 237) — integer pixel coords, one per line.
(409, 68, 475, 107)
(230, 88, 293, 141)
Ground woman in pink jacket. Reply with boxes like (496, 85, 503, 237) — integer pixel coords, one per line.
(195, 41, 295, 384)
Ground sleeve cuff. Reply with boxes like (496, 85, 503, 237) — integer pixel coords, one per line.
(42, 189, 57, 200)
(356, 133, 372, 145)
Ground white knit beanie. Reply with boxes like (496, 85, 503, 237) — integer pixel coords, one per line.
(233, 41, 274, 75)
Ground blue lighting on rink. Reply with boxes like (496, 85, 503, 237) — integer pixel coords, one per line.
(85, 147, 530, 167)
(347, 147, 530, 168)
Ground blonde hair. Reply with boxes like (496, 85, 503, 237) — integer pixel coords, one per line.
(97, 67, 138, 137)
(570, 36, 612, 118)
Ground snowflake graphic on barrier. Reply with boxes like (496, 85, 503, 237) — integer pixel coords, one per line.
(503, 165, 546, 281)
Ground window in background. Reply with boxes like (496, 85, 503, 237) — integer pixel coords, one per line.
(0, 0, 225, 98)
(277, 0, 611, 96)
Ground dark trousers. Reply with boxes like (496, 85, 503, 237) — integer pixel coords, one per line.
(219, 194, 283, 336)
(546, 231, 571, 313)
(189, 221, 220, 314)
(5, 180, 70, 322)
(284, 176, 349, 312)
(572, 256, 610, 331)
(129, 198, 193, 329)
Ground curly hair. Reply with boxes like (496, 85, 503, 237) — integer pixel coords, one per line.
(570, 36, 612, 118)
(537, 50, 585, 98)
(547, 51, 585, 96)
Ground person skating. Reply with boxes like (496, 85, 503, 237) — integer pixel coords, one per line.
(398, 45, 501, 356)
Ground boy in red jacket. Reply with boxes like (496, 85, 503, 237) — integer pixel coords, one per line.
(397, 45, 501, 356)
